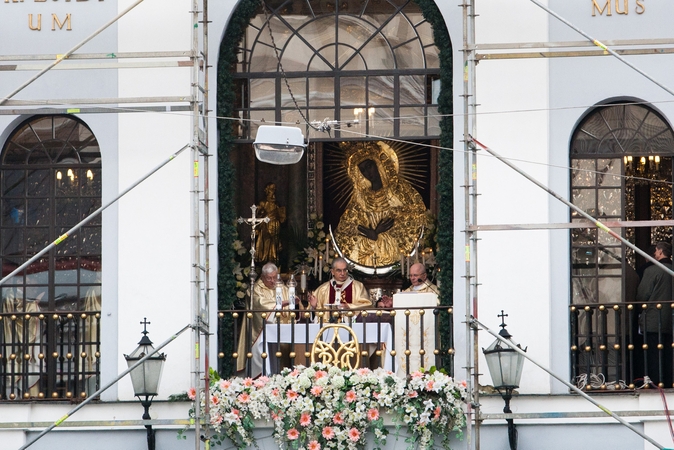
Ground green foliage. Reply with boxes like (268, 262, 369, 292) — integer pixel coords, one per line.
(414, 0, 455, 375)
(216, 0, 260, 377)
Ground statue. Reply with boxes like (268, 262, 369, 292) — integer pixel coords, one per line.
(255, 183, 286, 263)
(334, 141, 426, 266)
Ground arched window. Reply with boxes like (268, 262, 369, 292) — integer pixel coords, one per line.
(0, 115, 101, 400)
(233, 0, 441, 140)
(569, 102, 674, 388)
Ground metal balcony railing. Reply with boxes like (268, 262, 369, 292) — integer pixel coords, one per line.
(218, 306, 454, 378)
(0, 310, 100, 401)
(571, 301, 674, 390)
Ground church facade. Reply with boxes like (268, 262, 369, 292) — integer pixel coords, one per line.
(1, 0, 674, 449)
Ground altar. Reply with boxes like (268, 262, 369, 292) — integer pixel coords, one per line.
(259, 322, 395, 374)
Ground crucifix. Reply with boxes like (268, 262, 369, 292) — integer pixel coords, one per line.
(237, 204, 270, 309)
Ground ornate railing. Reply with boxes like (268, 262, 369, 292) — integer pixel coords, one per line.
(0, 310, 100, 400)
(218, 306, 454, 378)
(570, 301, 674, 390)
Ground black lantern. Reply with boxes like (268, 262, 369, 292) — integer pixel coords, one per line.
(124, 318, 166, 450)
(483, 311, 526, 450)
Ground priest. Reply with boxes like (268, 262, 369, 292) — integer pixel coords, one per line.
(236, 262, 296, 377)
(308, 257, 372, 311)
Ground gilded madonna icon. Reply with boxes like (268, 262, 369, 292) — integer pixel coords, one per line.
(333, 141, 426, 267)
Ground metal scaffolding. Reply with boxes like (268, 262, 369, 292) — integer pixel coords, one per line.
(463, 1, 674, 449)
(0, 2, 213, 449)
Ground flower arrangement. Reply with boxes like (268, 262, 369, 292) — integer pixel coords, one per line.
(232, 239, 251, 302)
(188, 364, 467, 450)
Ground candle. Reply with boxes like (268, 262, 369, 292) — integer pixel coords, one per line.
(319, 255, 323, 281)
(400, 254, 405, 276)
(300, 270, 307, 292)
(325, 237, 330, 262)
(422, 250, 425, 266)
(406, 254, 411, 277)
(287, 275, 296, 310)
(275, 273, 283, 310)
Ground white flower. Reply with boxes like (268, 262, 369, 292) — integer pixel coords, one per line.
(332, 375, 345, 388)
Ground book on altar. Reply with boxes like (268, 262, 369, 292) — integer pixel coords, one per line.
(392, 292, 438, 376)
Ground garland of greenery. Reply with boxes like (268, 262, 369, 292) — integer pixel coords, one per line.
(216, 0, 260, 377)
(217, 0, 454, 375)
(413, 0, 454, 373)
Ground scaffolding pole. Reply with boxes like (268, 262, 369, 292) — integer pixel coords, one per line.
(190, 1, 212, 449)
(462, 1, 479, 449)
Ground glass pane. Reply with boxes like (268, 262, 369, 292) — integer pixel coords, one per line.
(572, 277, 597, 304)
(55, 257, 78, 284)
(572, 188, 596, 216)
(340, 77, 366, 106)
(54, 227, 77, 257)
(598, 188, 621, 217)
(80, 285, 101, 311)
(28, 117, 53, 142)
(341, 53, 366, 71)
(55, 285, 78, 311)
(382, 13, 415, 48)
(399, 75, 425, 105)
(55, 169, 79, 196)
(27, 149, 51, 165)
(355, 37, 394, 70)
(597, 158, 621, 187)
(308, 51, 333, 71)
(27, 198, 49, 226)
(598, 247, 622, 275)
(3, 169, 24, 197)
(26, 169, 49, 197)
(302, 16, 336, 55)
(571, 159, 596, 187)
(598, 277, 621, 304)
(79, 197, 99, 224)
(80, 261, 101, 284)
(53, 117, 78, 142)
(416, 21, 435, 48)
(369, 107, 394, 137)
(369, 76, 395, 106)
(249, 43, 280, 73)
(249, 111, 277, 137)
(399, 107, 424, 136)
(281, 78, 306, 108)
(283, 36, 317, 72)
(26, 228, 50, 255)
(81, 227, 101, 255)
(395, 40, 424, 69)
(81, 168, 101, 196)
(308, 77, 334, 107)
(55, 198, 78, 226)
(250, 78, 276, 109)
(428, 106, 440, 136)
(2, 199, 25, 226)
(2, 228, 23, 256)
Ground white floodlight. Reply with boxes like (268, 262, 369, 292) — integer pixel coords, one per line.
(253, 125, 306, 165)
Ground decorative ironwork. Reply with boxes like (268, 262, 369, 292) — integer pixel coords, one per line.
(0, 309, 101, 400)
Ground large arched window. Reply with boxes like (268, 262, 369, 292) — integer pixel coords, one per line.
(569, 102, 674, 389)
(0, 115, 101, 400)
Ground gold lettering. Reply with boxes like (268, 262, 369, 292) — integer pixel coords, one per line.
(635, 0, 645, 14)
(51, 13, 71, 31)
(615, 0, 628, 14)
(28, 14, 41, 30)
(592, 0, 612, 16)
